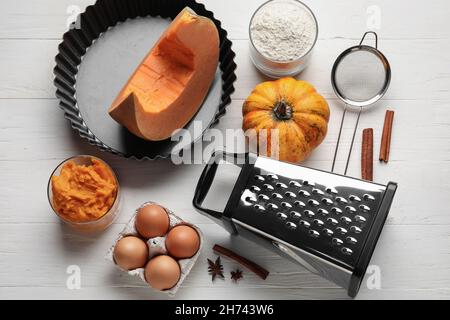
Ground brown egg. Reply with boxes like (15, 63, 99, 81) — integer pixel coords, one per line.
(135, 204, 170, 238)
(144, 255, 181, 290)
(113, 236, 148, 270)
(165, 225, 200, 259)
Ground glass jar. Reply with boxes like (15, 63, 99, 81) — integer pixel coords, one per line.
(47, 155, 121, 233)
(249, 0, 318, 78)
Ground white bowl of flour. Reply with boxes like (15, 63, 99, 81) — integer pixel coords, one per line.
(249, 0, 318, 78)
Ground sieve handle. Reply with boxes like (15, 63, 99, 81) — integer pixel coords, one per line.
(331, 106, 347, 173)
(331, 106, 362, 175)
(359, 31, 378, 49)
(344, 107, 362, 175)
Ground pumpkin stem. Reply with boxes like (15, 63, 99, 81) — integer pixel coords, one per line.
(273, 99, 293, 121)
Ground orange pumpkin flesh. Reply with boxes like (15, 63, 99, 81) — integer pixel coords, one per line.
(109, 7, 220, 141)
(243, 77, 330, 163)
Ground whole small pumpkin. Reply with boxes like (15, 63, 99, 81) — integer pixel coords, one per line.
(242, 77, 330, 162)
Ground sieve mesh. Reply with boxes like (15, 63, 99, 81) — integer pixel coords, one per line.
(330, 32, 391, 175)
(333, 49, 388, 103)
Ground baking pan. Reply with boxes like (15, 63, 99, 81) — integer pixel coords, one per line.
(54, 0, 237, 160)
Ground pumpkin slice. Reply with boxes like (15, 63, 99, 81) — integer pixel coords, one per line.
(109, 7, 220, 141)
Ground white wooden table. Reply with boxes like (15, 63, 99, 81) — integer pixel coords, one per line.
(1, 0, 450, 300)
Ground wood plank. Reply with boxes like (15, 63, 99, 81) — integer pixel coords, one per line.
(0, 38, 449, 100)
(1, 0, 450, 301)
(2, 98, 450, 163)
(0, 223, 449, 300)
(2, 286, 449, 300)
(1, 99, 450, 225)
(1, 0, 449, 40)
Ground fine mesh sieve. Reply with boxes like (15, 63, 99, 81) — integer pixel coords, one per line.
(331, 31, 391, 174)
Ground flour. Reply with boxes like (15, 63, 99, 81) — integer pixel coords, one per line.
(250, 0, 317, 62)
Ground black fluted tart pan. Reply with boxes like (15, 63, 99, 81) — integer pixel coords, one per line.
(53, 0, 237, 160)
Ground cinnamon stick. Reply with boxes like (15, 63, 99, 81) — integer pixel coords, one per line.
(362, 128, 373, 181)
(379, 110, 395, 163)
(213, 244, 269, 280)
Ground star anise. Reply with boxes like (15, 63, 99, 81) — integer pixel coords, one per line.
(207, 256, 224, 281)
(230, 269, 243, 282)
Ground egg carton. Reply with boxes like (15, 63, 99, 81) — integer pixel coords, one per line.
(105, 201, 203, 296)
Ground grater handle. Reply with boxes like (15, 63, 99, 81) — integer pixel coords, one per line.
(193, 150, 248, 234)
(193, 151, 224, 221)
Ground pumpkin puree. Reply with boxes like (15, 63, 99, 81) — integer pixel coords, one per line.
(51, 159, 118, 223)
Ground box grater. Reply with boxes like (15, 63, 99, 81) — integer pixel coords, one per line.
(193, 151, 397, 297)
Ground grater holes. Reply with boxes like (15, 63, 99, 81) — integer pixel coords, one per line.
(304, 210, 315, 218)
(309, 230, 320, 238)
(327, 217, 338, 226)
(289, 181, 302, 188)
(290, 211, 301, 219)
(299, 190, 311, 197)
(359, 204, 371, 212)
(254, 204, 265, 212)
(299, 220, 310, 228)
(326, 187, 338, 195)
(349, 195, 361, 202)
(254, 175, 265, 182)
(340, 216, 352, 224)
(272, 193, 283, 200)
(285, 191, 296, 198)
(276, 212, 288, 221)
(363, 194, 376, 201)
(332, 238, 343, 246)
(267, 173, 278, 180)
(281, 202, 292, 209)
(303, 180, 315, 187)
(342, 247, 353, 255)
(237, 167, 387, 265)
(335, 196, 348, 204)
(313, 219, 324, 227)
(246, 169, 381, 261)
(258, 194, 269, 201)
(267, 203, 279, 211)
(331, 207, 343, 215)
(245, 196, 257, 203)
(294, 200, 306, 208)
(286, 221, 297, 230)
(345, 206, 357, 213)
(312, 188, 324, 195)
(250, 185, 261, 192)
(276, 182, 288, 189)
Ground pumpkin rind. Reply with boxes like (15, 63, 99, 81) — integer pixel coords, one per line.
(242, 77, 330, 163)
